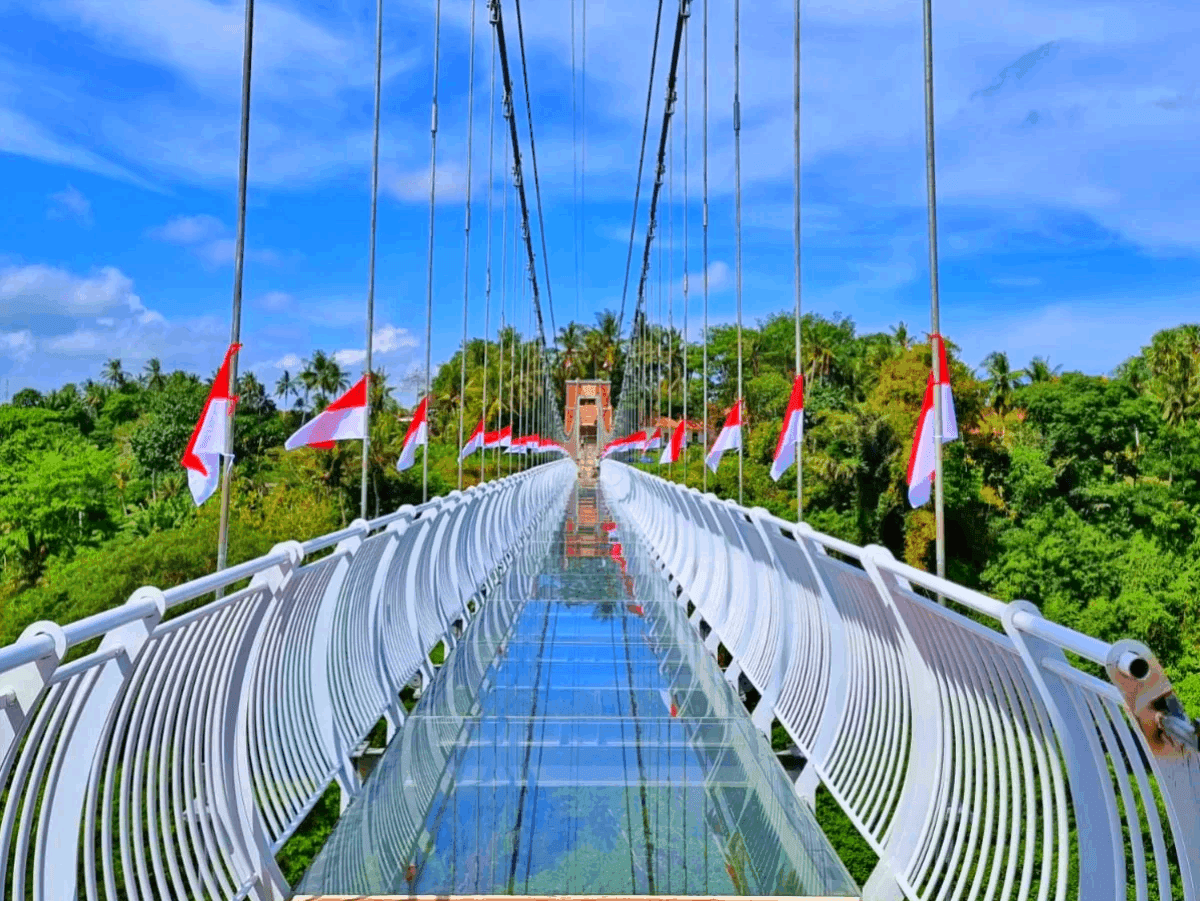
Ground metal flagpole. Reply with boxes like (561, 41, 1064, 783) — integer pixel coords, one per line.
(681, 11, 689, 486)
(457, 0, 479, 491)
(423, 0, 444, 504)
(793, 0, 802, 523)
(362, 0, 384, 519)
(733, 0, 744, 505)
(922, 0, 946, 581)
(215, 0, 255, 581)
(701, 0, 709, 494)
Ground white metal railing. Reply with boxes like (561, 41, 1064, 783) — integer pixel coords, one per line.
(600, 460, 1200, 901)
(0, 459, 576, 901)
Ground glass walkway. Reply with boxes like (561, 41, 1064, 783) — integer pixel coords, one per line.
(297, 481, 858, 897)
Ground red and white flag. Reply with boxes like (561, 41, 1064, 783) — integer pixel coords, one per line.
(643, 427, 663, 453)
(906, 335, 958, 507)
(181, 342, 241, 506)
(659, 420, 687, 465)
(506, 435, 528, 455)
(499, 425, 513, 448)
(769, 375, 805, 482)
(706, 400, 743, 473)
(397, 396, 429, 472)
(460, 419, 485, 460)
(285, 376, 368, 450)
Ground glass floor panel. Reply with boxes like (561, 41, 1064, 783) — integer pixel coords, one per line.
(297, 480, 857, 897)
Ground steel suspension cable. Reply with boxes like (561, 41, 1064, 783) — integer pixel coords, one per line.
(681, 13, 689, 485)
(361, 0, 384, 518)
(628, 0, 691, 353)
(581, 0, 588, 328)
(732, 0, 744, 505)
(215, 0, 255, 581)
(497, 129, 510, 479)
(793, 0, 803, 521)
(667, 121, 674, 479)
(511, 0, 558, 339)
(458, 0, 479, 491)
(701, 0, 709, 494)
(488, 1, 550, 361)
(615, 0, 666, 337)
(570, 0, 581, 323)
(482, 32, 497, 483)
(422, 0, 444, 503)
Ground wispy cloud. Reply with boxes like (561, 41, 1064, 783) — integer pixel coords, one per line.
(148, 214, 283, 268)
(47, 185, 93, 226)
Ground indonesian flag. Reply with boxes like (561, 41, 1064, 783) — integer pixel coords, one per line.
(484, 428, 502, 449)
(506, 435, 528, 455)
(460, 419, 485, 460)
(396, 396, 429, 472)
(181, 343, 241, 506)
(284, 376, 368, 450)
(499, 425, 513, 447)
(906, 335, 958, 507)
(659, 420, 687, 465)
(643, 427, 663, 453)
(706, 400, 743, 473)
(769, 375, 805, 482)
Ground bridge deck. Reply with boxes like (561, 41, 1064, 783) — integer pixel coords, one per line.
(296, 481, 857, 897)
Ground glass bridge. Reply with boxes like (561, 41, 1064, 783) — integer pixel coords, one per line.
(297, 481, 858, 897)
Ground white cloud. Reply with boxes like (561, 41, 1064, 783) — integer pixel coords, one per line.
(148, 215, 283, 268)
(259, 291, 292, 312)
(0, 264, 147, 327)
(150, 214, 224, 245)
(683, 261, 732, 294)
(273, 352, 303, 371)
(334, 324, 419, 367)
(47, 185, 92, 225)
(0, 330, 34, 363)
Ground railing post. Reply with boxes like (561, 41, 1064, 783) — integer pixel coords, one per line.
(33, 591, 165, 900)
(228, 540, 304, 901)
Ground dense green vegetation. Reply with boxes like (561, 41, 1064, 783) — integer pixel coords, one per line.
(2, 313, 1198, 888)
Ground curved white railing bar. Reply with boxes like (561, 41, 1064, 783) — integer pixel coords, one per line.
(600, 460, 1200, 901)
(0, 459, 576, 901)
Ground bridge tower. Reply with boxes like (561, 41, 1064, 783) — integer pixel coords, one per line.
(564, 378, 613, 466)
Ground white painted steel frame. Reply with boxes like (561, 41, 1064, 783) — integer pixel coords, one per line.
(600, 460, 1200, 901)
(0, 460, 576, 901)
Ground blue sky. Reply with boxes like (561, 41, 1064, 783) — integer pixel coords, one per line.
(1, 0, 1198, 401)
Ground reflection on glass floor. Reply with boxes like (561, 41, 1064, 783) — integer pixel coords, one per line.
(298, 481, 857, 897)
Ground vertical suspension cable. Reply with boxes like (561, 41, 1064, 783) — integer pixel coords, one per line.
(458, 0, 479, 490)
(581, 0, 588, 328)
(423, 0, 444, 503)
(681, 12, 689, 485)
(216, 0, 255, 580)
(793, 0, 803, 521)
(732, 0, 744, 505)
(571, 0, 581, 323)
(667, 119, 674, 479)
(361, 0, 384, 518)
(700, 0, 709, 494)
(499, 129, 511, 478)
(482, 31, 497, 483)
(923, 0, 947, 582)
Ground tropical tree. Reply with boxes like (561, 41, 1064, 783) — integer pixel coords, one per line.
(275, 370, 297, 409)
(102, 358, 127, 388)
(142, 358, 166, 391)
(982, 351, 1024, 415)
(1026, 356, 1061, 383)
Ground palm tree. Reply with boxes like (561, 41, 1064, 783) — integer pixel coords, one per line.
(558, 322, 584, 379)
(1026, 356, 1060, 383)
(300, 351, 330, 415)
(275, 370, 296, 409)
(102, 358, 127, 388)
(891, 321, 912, 351)
(319, 357, 349, 401)
(142, 358, 166, 391)
(982, 351, 1024, 415)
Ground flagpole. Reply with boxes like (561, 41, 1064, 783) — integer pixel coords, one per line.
(362, 0, 384, 520)
(216, 0, 255, 582)
(423, 0, 443, 504)
(922, 0, 946, 582)
(793, 0, 803, 523)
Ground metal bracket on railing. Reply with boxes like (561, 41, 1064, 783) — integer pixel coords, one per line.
(1107, 638, 1200, 755)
